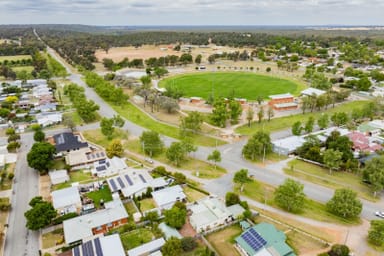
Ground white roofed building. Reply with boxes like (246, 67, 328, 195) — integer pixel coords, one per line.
(51, 186, 81, 214)
(151, 185, 187, 210)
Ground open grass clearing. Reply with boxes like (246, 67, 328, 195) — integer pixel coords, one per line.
(139, 198, 156, 212)
(0, 55, 31, 62)
(236, 100, 371, 135)
(159, 72, 304, 100)
(285, 159, 376, 202)
(112, 102, 226, 147)
(86, 185, 113, 208)
(120, 228, 154, 250)
(183, 186, 207, 202)
(52, 170, 94, 190)
(0, 163, 15, 191)
(206, 224, 242, 256)
(236, 179, 360, 226)
(82, 128, 129, 149)
(42, 228, 64, 249)
(125, 138, 227, 179)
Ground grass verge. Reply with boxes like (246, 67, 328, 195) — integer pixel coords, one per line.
(285, 159, 376, 202)
(236, 101, 371, 135)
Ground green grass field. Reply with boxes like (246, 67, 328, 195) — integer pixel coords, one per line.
(0, 55, 31, 62)
(159, 72, 304, 100)
(12, 66, 34, 72)
(236, 100, 371, 135)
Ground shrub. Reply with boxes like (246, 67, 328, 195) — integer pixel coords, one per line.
(181, 237, 197, 252)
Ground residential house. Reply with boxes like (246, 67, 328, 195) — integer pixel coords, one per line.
(51, 186, 82, 214)
(65, 148, 107, 170)
(32, 84, 51, 98)
(36, 112, 62, 127)
(49, 132, 89, 155)
(272, 136, 306, 156)
(107, 169, 167, 198)
(63, 199, 128, 244)
(127, 238, 166, 256)
(189, 196, 244, 233)
(268, 93, 298, 111)
(91, 156, 128, 177)
(151, 185, 187, 210)
(48, 169, 70, 185)
(65, 234, 125, 256)
(34, 102, 57, 113)
(346, 131, 382, 153)
(235, 222, 296, 256)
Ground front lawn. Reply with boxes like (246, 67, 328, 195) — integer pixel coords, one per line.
(42, 228, 64, 249)
(120, 228, 154, 250)
(86, 186, 113, 208)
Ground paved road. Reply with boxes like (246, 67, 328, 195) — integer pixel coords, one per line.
(45, 43, 384, 222)
(4, 133, 39, 256)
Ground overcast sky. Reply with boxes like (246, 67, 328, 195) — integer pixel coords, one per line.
(0, 0, 383, 26)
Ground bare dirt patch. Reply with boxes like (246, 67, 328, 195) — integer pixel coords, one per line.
(40, 175, 51, 201)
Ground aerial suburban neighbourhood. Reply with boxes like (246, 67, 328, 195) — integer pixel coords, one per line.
(0, 2, 384, 256)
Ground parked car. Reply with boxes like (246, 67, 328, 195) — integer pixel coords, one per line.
(144, 158, 154, 164)
(375, 211, 384, 218)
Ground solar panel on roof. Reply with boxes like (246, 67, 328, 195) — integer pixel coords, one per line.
(94, 237, 104, 256)
(139, 174, 147, 183)
(125, 174, 133, 186)
(99, 159, 106, 164)
(73, 246, 80, 256)
(96, 153, 100, 158)
(117, 177, 125, 188)
(242, 228, 267, 252)
(96, 166, 106, 172)
(109, 179, 118, 191)
(87, 240, 95, 256)
(82, 242, 87, 256)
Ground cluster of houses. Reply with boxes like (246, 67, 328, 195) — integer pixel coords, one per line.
(272, 122, 384, 160)
(1, 79, 62, 129)
(44, 131, 294, 256)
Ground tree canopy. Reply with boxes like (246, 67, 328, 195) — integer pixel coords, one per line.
(24, 197, 56, 230)
(274, 178, 306, 213)
(326, 188, 362, 219)
(27, 142, 56, 173)
(242, 131, 272, 161)
(139, 131, 163, 157)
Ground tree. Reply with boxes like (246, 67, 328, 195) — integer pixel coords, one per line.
(328, 244, 350, 256)
(33, 129, 45, 142)
(162, 237, 183, 256)
(7, 141, 20, 152)
(24, 197, 56, 230)
(164, 205, 187, 229)
(7, 133, 20, 142)
(257, 106, 264, 123)
(229, 100, 242, 124)
(267, 106, 274, 121)
(331, 112, 349, 126)
(242, 131, 272, 161)
(180, 111, 203, 135)
(225, 192, 240, 206)
(304, 117, 315, 133)
(211, 99, 228, 128)
(325, 131, 353, 162)
(356, 77, 371, 91)
(274, 179, 306, 213)
(106, 139, 124, 158)
(27, 142, 56, 173)
(140, 75, 152, 88)
(181, 237, 197, 252)
(266, 67, 271, 72)
(100, 118, 115, 139)
(113, 115, 125, 128)
(362, 156, 384, 197)
(246, 108, 254, 127)
(291, 121, 302, 135)
(317, 114, 329, 129)
(326, 188, 362, 218)
(194, 54, 202, 64)
(323, 149, 343, 174)
(368, 220, 384, 246)
(139, 131, 163, 157)
(166, 140, 196, 167)
(62, 114, 76, 131)
(207, 150, 221, 170)
(233, 169, 252, 192)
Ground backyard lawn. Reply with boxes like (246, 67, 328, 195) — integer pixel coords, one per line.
(86, 186, 113, 208)
(139, 198, 156, 212)
(159, 72, 303, 100)
(124, 201, 138, 215)
(120, 228, 154, 250)
(236, 100, 371, 135)
(206, 224, 242, 256)
(285, 159, 376, 202)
